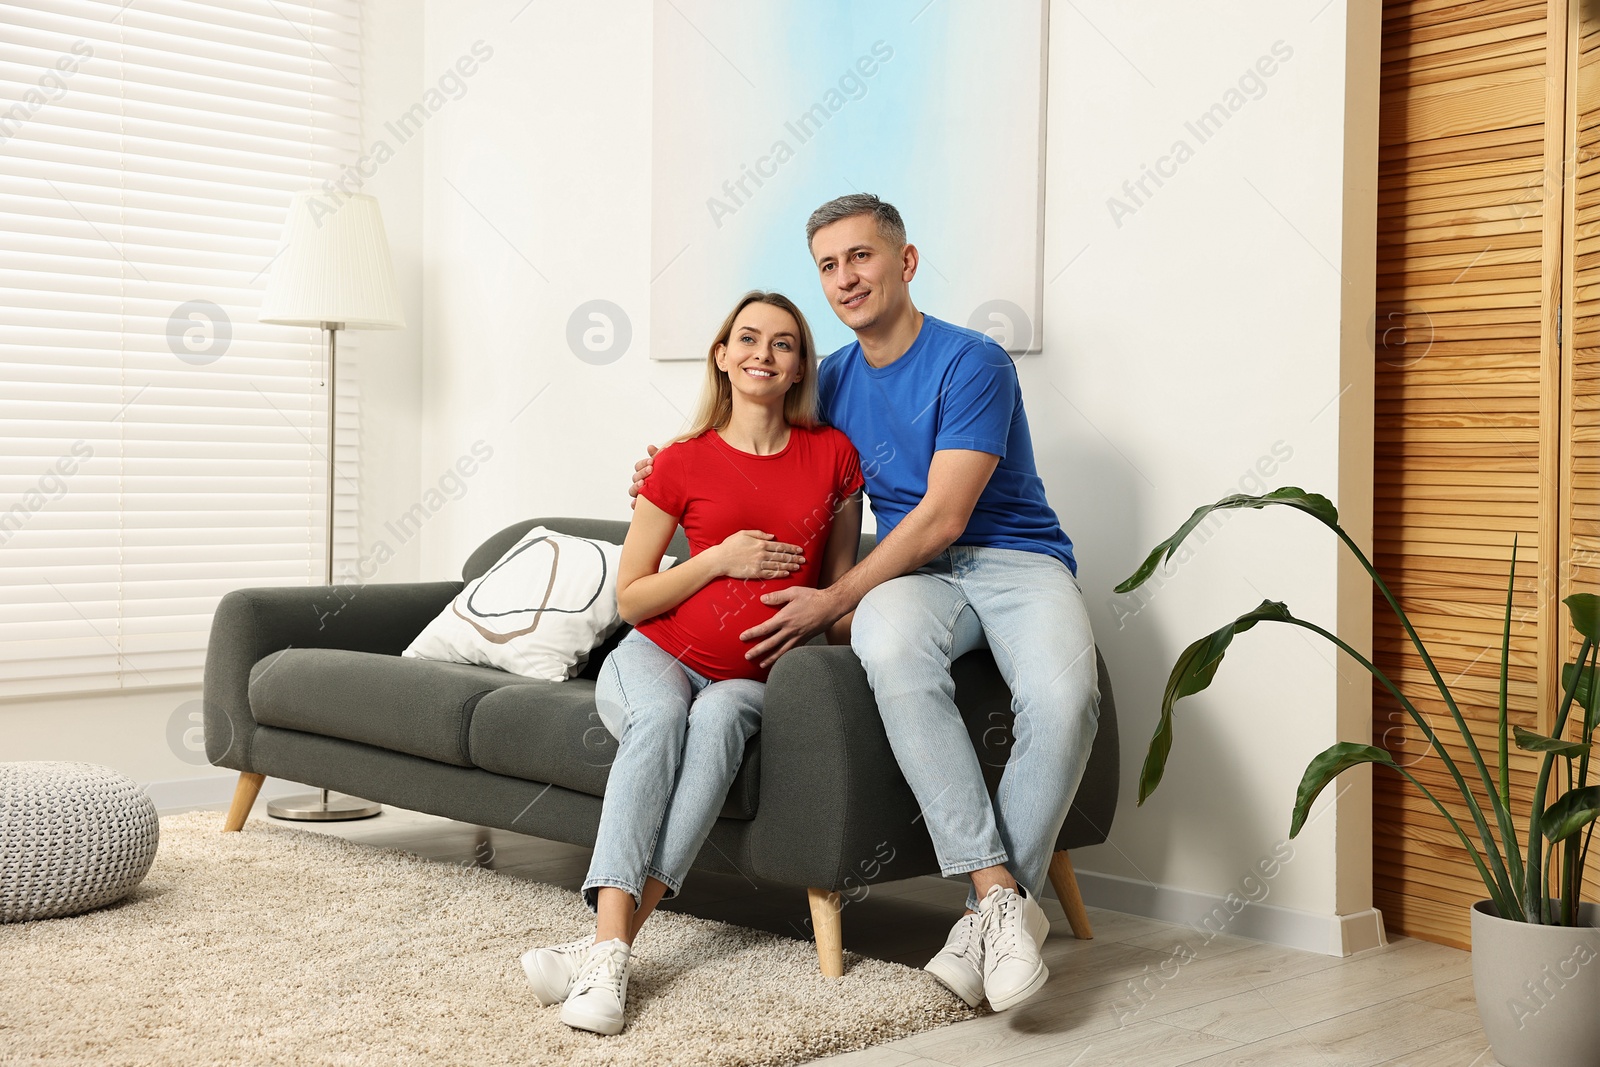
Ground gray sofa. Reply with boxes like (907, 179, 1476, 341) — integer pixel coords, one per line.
(204, 516, 1119, 974)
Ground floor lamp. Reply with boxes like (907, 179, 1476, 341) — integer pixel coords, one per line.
(258, 190, 405, 821)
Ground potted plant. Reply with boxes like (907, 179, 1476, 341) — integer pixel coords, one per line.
(1116, 487, 1600, 1067)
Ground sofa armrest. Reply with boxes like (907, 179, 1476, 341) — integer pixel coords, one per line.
(748, 644, 939, 892)
(202, 581, 462, 771)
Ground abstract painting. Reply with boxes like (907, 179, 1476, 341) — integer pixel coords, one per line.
(650, 0, 1048, 360)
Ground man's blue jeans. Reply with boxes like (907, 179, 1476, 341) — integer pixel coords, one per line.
(581, 630, 763, 910)
(851, 545, 1100, 912)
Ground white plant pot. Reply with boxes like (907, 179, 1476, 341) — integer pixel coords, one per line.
(1471, 899, 1600, 1067)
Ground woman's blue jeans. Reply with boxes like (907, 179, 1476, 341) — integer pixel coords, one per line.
(581, 629, 763, 910)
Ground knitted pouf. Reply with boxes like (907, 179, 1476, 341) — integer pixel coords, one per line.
(0, 761, 160, 922)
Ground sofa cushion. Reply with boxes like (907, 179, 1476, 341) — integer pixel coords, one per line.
(467, 682, 761, 820)
(249, 649, 534, 768)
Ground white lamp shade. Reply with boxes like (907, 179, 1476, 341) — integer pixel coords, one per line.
(259, 190, 405, 329)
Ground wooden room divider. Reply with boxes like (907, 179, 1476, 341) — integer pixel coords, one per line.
(1375, 0, 1600, 947)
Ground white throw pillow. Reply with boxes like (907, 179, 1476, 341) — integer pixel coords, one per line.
(403, 527, 669, 682)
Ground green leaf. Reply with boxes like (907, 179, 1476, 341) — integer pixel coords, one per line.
(1292, 742, 1398, 838)
(1513, 724, 1588, 759)
(1498, 537, 1517, 815)
(1566, 593, 1600, 643)
(1561, 660, 1600, 735)
(1540, 785, 1600, 844)
(1562, 662, 1596, 716)
(1116, 488, 1339, 594)
(1561, 662, 1600, 739)
(1138, 599, 1295, 804)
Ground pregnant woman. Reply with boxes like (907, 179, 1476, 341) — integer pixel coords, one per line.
(520, 291, 864, 1035)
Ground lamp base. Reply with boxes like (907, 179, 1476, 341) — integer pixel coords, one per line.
(267, 788, 382, 822)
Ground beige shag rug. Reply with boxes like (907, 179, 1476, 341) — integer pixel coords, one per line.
(0, 811, 973, 1067)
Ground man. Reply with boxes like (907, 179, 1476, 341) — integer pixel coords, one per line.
(635, 194, 1099, 1012)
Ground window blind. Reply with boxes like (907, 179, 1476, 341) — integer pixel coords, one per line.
(0, 0, 363, 699)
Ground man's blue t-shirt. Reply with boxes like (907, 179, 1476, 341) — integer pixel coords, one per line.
(817, 314, 1076, 575)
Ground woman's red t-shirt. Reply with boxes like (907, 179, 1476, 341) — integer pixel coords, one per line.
(634, 424, 863, 682)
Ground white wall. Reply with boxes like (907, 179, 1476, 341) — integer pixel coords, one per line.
(416, 1, 662, 564)
(414, 0, 1380, 950)
(1039, 0, 1378, 950)
(354, 0, 428, 586)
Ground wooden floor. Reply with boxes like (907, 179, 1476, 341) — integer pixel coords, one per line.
(229, 800, 1502, 1066)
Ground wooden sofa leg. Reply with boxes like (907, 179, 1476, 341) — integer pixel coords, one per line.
(222, 772, 265, 832)
(1048, 850, 1094, 940)
(807, 887, 845, 977)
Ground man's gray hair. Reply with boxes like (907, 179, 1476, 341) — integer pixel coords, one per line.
(805, 193, 907, 249)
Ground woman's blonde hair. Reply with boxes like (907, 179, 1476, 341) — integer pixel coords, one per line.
(673, 291, 821, 443)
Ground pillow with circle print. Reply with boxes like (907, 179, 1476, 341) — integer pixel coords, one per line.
(405, 527, 673, 682)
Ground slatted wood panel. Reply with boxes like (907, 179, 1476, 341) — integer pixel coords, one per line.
(1556, 0, 1600, 916)
(1374, 0, 1564, 949)
(1566, 0, 1600, 622)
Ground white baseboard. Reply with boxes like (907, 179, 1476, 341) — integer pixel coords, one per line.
(1074, 867, 1388, 958)
(141, 774, 314, 815)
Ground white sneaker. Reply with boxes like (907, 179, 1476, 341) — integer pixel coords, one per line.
(979, 885, 1049, 1011)
(1026, 894, 1051, 948)
(559, 938, 632, 1035)
(927, 890, 1051, 1007)
(926, 912, 985, 1006)
(520, 937, 591, 1006)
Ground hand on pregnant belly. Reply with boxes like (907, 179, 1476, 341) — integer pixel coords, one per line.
(714, 529, 806, 581)
(740, 585, 840, 668)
